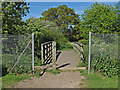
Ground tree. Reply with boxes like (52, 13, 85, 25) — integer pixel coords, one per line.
(2, 2, 30, 34)
(73, 21, 90, 40)
(14, 17, 69, 58)
(40, 5, 80, 41)
(81, 2, 120, 34)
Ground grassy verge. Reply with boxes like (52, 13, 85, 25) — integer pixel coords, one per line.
(2, 73, 33, 88)
(77, 69, 118, 88)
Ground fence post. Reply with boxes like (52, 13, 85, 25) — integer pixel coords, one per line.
(32, 33, 34, 74)
(88, 32, 91, 74)
(52, 41, 56, 70)
(80, 45, 84, 60)
(41, 44, 44, 64)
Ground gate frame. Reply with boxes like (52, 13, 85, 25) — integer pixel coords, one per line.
(41, 41, 56, 70)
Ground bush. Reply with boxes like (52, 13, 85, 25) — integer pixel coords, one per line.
(12, 18, 70, 66)
(2, 65, 8, 76)
(2, 19, 71, 74)
(82, 39, 119, 77)
(79, 39, 89, 45)
(2, 54, 32, 74)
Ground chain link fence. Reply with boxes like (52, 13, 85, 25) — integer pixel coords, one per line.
(90, 33, 119, 77)
(2, 34, 32, 75)
(0, 34, 2, 89)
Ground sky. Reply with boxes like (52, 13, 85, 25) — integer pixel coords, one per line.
(22, 2, 119, 21)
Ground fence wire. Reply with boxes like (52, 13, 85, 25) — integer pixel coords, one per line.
(2, 34, 32, 74)
(91, 33, 119, 76)
(0, 34, 2, 90)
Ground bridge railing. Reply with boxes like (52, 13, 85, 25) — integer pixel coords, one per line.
(41, 41, 56, 70)
(74, 42, 84, 61)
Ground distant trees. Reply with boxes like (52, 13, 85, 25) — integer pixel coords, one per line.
(2, 2, 119, 41)
(40, 5, 80, 41)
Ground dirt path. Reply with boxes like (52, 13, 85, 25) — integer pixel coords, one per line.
(56, 50, 79, 68)
(14, 71, 86, 88)
(13, 50, 86, 88)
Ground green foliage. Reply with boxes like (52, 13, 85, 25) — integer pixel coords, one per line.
(2, 18, 70, 74)
(2, 34, 31, 54)
(82, 45, 89, 67)
(73, 23, 90, 40)
(82, 34, 119, 77)
(81, 2, 120, 33)
(2, 34, 32, 74)
(40, 5, 80, 41)
(34, 72, 40, 77)
(2, 2, 30, 34)
(77, 61, 86, 67)
(73, 3, 120, 41)
(2, 65, 8, 76)
(59, 42, 73, 50)
(2, 54, 32, 74)
(19, 18, 70, 59)
(34, 56, 42, 66)
(46, 69, 61, 75)
(79, 39, 89, 45)
(80, 70, 118, 88)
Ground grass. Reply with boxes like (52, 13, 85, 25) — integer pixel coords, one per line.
(77, 61, 87, 67)
(60, 42, 74, 50)
(46, 69, 61, 75)
(78, 69, 118, 88)
(2, 73, 33, 88)
(79, 83, 84, 85)
(61, 48, 73, 50)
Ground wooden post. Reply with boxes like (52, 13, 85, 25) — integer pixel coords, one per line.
(80, 45, 84, 60)
(32, 33, 34, 74)
(88, 32, 91, 74)
(52, 41, 56, 70)
(41, 44, 43, 64)
(82, 45, 84, 59)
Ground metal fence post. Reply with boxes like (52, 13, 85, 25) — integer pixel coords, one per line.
(88, 32, 91, 74)
(32, 33, 34, 74)
(0, 34, 2, 78)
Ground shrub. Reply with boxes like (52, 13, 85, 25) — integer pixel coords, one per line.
(82, 38, 119, 77)
(79, 39, 89, 45)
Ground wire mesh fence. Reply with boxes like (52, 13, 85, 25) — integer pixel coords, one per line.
(91, 33, 119, 77)
(2, 34, 32, 74)
(0, 34, 2, 90)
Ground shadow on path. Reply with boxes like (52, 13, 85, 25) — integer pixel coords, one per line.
(39, 62, 70, 76)
(56, 63, 70, 69)
(43, 51, 61, 65)
(56, 51, 61, 61)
